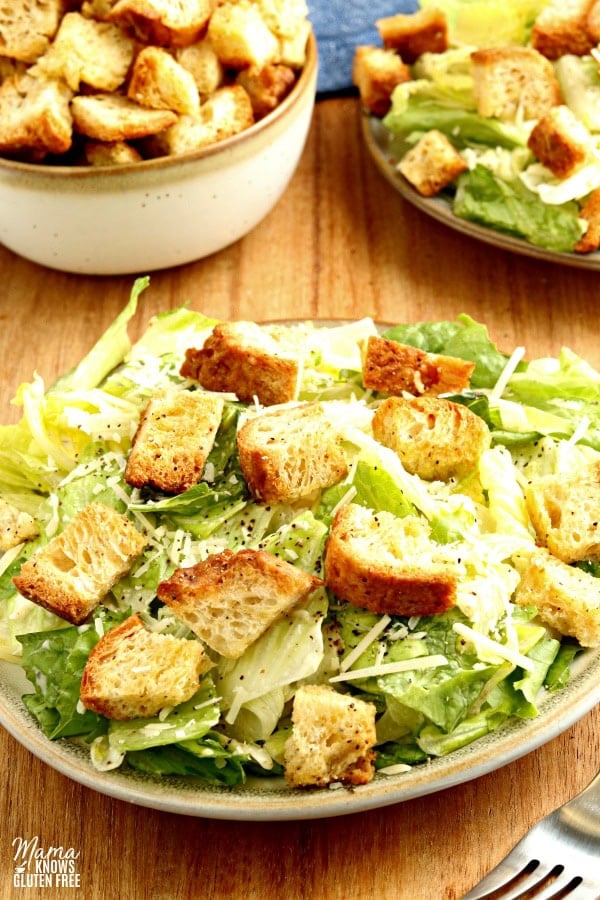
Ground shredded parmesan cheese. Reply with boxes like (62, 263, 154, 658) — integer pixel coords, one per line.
(329, 654, 448, 683)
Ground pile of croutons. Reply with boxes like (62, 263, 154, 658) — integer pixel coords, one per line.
(0, 0, 311, 166)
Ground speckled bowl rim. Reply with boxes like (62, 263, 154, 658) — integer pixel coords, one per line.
(0, 31, 317, 181)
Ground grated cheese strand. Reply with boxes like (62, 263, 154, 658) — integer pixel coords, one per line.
(329, 654, 448, 683)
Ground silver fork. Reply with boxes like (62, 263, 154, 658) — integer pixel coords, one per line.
(462, 769, 600, 899)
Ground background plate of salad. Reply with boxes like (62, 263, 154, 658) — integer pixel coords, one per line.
(1, 281, 600, 820)
(361, 0, 600, 268)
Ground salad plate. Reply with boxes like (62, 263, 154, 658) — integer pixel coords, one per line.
(363, 113, 600, 271)
(1, 289, 600, 821)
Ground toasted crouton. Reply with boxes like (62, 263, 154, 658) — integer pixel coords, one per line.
(236, 62, 296, 119)
(107, 0, 214, 47)
(531, 0, 597, 58)
(34, 12, 135, 92)
(352, 45, 411, 118)
(237, 402, 349, 503)
(157, 548, 322, 658)
(13, 502, 146, 625)
(208, 2, 279, 69)
(0, 73, 73, 157)
(575, 188, 600, 253)
(145, 84, 254, 155)
(527, 105, 591, 178)
(361, 335, 475, 397)
(124, 389, 224, 494)
(80, 613, 213, 720)
(0, 499, 39, 552)
(376, 7, 448, 63)
(127, 46, 200, 115)
(181, 321, 298, 406)
(81, 139, 143, 166)
(471, 46, 563, 122)
(71, 93, 177, 141)
(524, 461, 600, 563)
(398, 129, 467, 197)
(277, 17, 310, 68)
(372, 396, 491, 481)
(324, 503, 459, 616)
(0, 0, 67, 64)
(514, 549, 600, 647)
(284, 685, 377, 788)
(175, 39, 224, 97)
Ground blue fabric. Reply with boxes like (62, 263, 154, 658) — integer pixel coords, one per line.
(308, 1, 419, 94)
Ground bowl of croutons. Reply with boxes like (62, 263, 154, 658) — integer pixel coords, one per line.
(0, 1, 317, 275)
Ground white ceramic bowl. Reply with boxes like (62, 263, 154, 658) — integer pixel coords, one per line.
(0, 33, 317, 276)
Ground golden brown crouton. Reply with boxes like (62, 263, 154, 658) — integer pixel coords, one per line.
(157, 548, 322, 658)
(145, 84, 254, 155)
(514, 549, 600, 647)
(575, 188, 600, 253)
(361, 335, 475, 397)
(236, 62, 296, 119)
(372, 396, 491, 481)
(107, 0, 214, 48)
(324, 503, 459, 617)
(398, 129, 468, 197)
(376, 7, 448, 63)
(175, 38, 224, 97)
(181, 321, 298, 406)
(471, 46, 563, 122)
(237, 402, 349, 503)
(81, 139, 143, 166)
(124, 389, 224, 494)
(34, 12, 135, 92)
(13, 502, 147, 625)
(71, 93, 178, 141)
(80, 613, 213, 719)
(531, 0, 597, 59)
(0, 499, 39, 552)
(284, 685, 377, 788)
(352, 45, 411, 118)
(527, 105, 591, 178)
(524, 461, 600, 563)
(0, 73, 73, 157)
(208, 2, 279, 68)
(0, 0, 67, 64)
(127, 45, 200, 115)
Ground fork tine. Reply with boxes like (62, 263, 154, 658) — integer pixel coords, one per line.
(462, 856, 593, 900)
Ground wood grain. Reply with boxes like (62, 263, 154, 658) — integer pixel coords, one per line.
(0, 97, 599, 900)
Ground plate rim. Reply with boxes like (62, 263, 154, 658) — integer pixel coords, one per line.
(362, 113, 600, 271)
(1, 315, 599, 820)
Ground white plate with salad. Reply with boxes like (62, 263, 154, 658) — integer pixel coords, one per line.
(361, 0, 600, 268)
(1, 278, 599, 821)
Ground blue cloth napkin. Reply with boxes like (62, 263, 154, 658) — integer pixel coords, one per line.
(308, 0, 419, 94)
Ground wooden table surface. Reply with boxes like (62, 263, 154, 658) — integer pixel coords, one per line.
(1, 96, 599, 900)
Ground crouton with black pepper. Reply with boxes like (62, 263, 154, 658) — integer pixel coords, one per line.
(237, 402, 349, 503)
(324, 503, 459, 617)
(514, 548, 600, 647)
(80, 613, 213, 720)
(524, 461, 600, 563)
(361, 335, 475, 397)
(181, 321, 299, 406)
(376, 7, 448, 63)
(527, 104, 591, 179)
(398, 129, 468, 197)
(352, 45, 411, 117)
(372, 396, 491, 481)
(157, 548, 322, 658)
(13, 502, 147, 625)
(124, 388, 224, 495)
(471, 46, 563, 122)
(284, 685, 377, 788)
